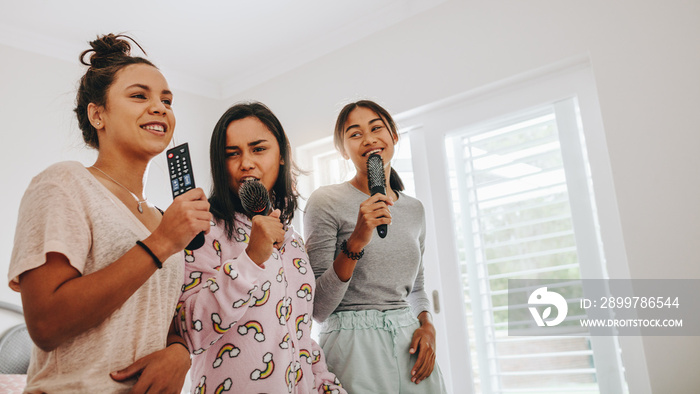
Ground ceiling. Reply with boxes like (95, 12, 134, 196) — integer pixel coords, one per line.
(0, 0, 447, 99)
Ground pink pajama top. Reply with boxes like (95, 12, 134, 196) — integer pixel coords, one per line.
(178, 214, 345, 394)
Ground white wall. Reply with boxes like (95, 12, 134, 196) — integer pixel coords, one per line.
(0, 44, 223, 305)
(2, 0, 699, 391)
(222, 0, 700, 392)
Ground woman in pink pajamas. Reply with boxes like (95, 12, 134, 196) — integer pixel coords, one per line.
(177, 102, 345, 394)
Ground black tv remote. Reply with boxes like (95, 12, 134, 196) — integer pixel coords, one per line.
(166, 143, 205, 250)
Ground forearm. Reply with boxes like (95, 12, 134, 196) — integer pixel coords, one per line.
(313, 266, 350, 322)
(21, 239, 170, 351)
(179, 252, 265, 353)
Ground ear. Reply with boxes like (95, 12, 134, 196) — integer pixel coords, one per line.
(87, 103, 105, 130)
(280, 157, 285, 165)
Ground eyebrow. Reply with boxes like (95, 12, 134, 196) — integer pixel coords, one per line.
(225, 139, 268, 150)
(127, 83, 173, 96)
(344, 117, 383, 134)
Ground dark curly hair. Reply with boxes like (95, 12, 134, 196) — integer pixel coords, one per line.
(209, 102, 301, 239)
(74, 33, 156, 149)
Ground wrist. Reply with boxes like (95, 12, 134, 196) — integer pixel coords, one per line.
(340, 239, 364, 260)
(418, 311, 434, 325)
(344, 236, 366, 256)
(143, 233, 175, 263)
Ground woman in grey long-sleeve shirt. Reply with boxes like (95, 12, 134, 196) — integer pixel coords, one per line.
(303, 100, 446, 394)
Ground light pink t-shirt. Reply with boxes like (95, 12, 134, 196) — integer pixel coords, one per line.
(8, 161, 183, 393)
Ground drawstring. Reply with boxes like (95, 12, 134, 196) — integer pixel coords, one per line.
(383, 314, 399, 358)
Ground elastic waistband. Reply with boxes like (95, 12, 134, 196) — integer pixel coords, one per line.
(320, 308, 416, 333)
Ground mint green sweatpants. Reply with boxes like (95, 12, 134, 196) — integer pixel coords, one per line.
(319, 308, 447, 394)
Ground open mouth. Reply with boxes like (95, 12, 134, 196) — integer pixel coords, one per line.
(240, 176, 260, 183)
(363, 148, 383, 157)
(141, 123, 167, 134)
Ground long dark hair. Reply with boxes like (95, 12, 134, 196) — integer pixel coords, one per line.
(209, 102, 300, 239)
(74, 33, 155, 149)
(333, 100, 404, 193)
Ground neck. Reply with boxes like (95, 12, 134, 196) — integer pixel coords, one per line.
(352, 168, 395, 199)
(92, 155, 149, 198)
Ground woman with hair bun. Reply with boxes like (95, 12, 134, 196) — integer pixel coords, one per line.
(7, 33, 210, 393)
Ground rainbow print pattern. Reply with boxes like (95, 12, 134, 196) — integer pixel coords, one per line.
(292, 258, 307, 274)
(251, 352, 274, 380)
(204, 277, 219, 293)
(194, 376, 206, 394)
(214, 377, 232, 393)
(299, 348, 312, 364)
(285, 361, 303, 392)
(232, 286, 255, 308)
(213, 239, 221, 256)
(252, 281, 271, 307)
(234, 227, 249, 243)
(222, 261, 238, 280)
(179, 217, 345, 393)
(184, 248, 195, 263)
(213, 343, 240, 368)
(238, 320, 265, 342)
(276, 297, 292, 325)
(296, 283, 312, 301)
(295, 313, 309, 339)
(276, 267, 285, 283)
(279, 332, 291, 349)
(182, 271, 202, 292)
(212, 313, 233, 334)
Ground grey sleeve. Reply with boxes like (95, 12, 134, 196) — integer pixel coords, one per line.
(303, 189, 350, 322)
(407, 206, 431, 317)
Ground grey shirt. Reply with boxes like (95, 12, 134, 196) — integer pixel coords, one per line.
(303, 181, 431, 322)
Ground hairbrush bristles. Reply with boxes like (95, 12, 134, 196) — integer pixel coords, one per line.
(367, 154, 386, 194)
(239, 180, 271, 216)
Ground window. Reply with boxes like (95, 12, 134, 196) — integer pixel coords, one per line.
(296, 131, 416, 210)
(394, 58, 646, 393)
(295, 59, 647, 394)
(446, 100, 626, 393)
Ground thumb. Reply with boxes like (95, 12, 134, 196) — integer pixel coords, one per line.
(269, 209, 281, 219)
(110, 360, 143, 382)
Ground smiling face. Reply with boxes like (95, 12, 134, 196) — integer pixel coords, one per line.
(90, 63, 175, 158)
(224, 116, 282, 194)
(341, 106, 398, 176)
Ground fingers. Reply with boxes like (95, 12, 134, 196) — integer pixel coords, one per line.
(156, 188, 212, 253)
(246, 212, 286, 265)
(409, 330, 437, 384)
(110, 359, 144, 382)
(410, 342, 436, 384)
(368, 193, 394, 206)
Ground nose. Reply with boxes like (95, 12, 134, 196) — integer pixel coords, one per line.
(149, 98, 167, 115)
(362, 132, 378, 146)
(239, 152, 255, 171)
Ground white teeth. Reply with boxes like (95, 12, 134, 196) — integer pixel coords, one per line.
(142, 124, 165, 132)
(365, 149, 382, 157)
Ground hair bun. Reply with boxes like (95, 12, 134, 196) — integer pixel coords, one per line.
(79, 33, 141, 68)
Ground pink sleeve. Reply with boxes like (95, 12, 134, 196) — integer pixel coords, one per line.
(177, 233, 266, 355)
(310, 338, 347, 394)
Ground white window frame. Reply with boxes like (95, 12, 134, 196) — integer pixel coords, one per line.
(394, 56, 650, 393)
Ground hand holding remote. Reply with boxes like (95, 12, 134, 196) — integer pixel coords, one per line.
(166, 143, 208, 250)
